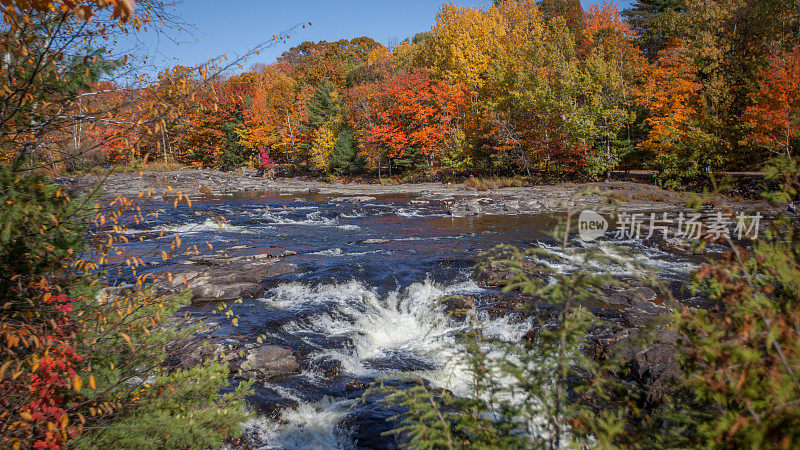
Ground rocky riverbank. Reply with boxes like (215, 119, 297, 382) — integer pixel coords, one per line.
(64, 168, 773, 216)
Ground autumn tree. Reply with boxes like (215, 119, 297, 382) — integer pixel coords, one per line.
(238, 64, 299, 164)
(75, 82, 139, 166)
(744, 46, 800, 158)
(0, 2, 254, 449)
(631, 40, 706, 186)
(538, 0, 585, 35)
(427, 3, 505, 91)
(576, 0, 639, 179)
(671, 0, 800, 172)
(367, 68, 468, 172)
(138, 65, 204, 164)
(344, 77, 386, 176)
(480, 0, 547, 176)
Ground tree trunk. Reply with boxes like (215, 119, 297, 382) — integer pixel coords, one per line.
(161, 125, 169, 164)
(520, 144, 532, 179)
(286, 108, 296, 162)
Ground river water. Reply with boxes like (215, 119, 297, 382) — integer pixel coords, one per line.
(121, 192, 700, 449)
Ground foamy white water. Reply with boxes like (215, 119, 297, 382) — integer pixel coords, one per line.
(263, 210, 360, 230)
(242, 396, 355, 450)
(270, 278, 483, 394)
(534, 240, 696, 279)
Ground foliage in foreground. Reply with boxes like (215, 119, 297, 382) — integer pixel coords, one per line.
(0, 164, 252, 448)
(667, 160, 800, 448)
(0, 2, 256, 448)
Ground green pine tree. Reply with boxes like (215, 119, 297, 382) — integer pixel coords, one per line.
(219, 113, 247, 170)
(330, 129, 364, 175)
(392, 147, 428, 173)
(299, 79, 341, 159)
(622, 0, 684, 61)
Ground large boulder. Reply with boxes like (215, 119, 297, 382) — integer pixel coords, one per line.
(235, 345, 300, 381)
(475, 260, 534, 287)
(606, 287, 658, 305)
(604, 286, 669, 328)
(158, 255, 298, 304)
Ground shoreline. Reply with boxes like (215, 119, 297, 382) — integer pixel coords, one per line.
(64, 169, 774, 216)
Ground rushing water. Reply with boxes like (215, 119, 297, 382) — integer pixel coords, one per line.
(119, 192, 700, 449)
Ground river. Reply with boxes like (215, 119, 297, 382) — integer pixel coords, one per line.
(118, 191, 700, 449)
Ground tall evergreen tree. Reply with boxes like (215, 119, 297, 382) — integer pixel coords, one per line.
(622, 0, 684, 61)
(299, 79, 341, 136)
(330, 129, 364, 175)
(299, 79, 341, 171)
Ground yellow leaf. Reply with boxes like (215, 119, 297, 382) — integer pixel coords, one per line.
(120, 333, 132, 347)
(73, 375, 82, 393)
(20, 412, 33, 421)
(89, 374, 96, 390)
(232, 317, 239, 327)
(0, 360, 11, 380)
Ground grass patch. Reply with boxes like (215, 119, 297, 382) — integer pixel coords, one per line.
(67, 162, 187, 175)
(464, 176, 529, 191)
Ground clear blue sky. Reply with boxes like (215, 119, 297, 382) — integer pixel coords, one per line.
(129, 0, 631, 76)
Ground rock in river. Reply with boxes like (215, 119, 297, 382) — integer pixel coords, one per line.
(236, 345, 300, 381)
(158, 252, 298, 304)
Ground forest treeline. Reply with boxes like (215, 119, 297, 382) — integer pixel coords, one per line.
(53, 0, 800, 187)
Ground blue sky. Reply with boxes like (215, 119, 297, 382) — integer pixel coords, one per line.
(129, 0, 631, 76)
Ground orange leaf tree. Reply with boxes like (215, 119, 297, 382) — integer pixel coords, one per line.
(239, 64, 299, 164)
(367, 68, 467, 171)
(744, 46, 800, 158)
(631, 40, 710, 186)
